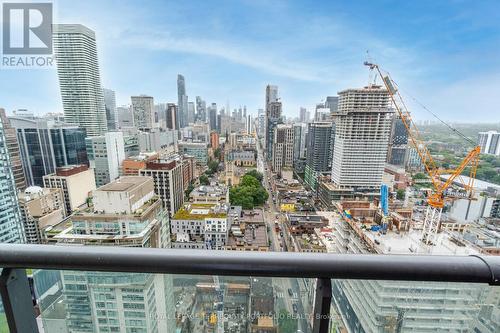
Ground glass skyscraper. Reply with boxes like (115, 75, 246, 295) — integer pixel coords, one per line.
(0, 115, 24, 243)
(9, 117, 88, 186)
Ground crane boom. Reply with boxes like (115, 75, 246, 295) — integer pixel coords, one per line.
(364, 62, 481, 245)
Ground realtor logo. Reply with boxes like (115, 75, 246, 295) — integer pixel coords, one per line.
(2, 2, 52, 54)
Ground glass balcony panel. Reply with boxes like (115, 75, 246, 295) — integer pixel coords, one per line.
(34, 270, 316, 333)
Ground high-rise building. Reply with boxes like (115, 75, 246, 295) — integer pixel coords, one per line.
(178, 141, 209, 164)
(299, 107, 309, 123)
(187, 101, 195, 125)
(10, 116, 88, 186)
(117, 105, 134, 128)
(18, 187, 65, 244)
(257, 109, 265, 137)
(86, 132, 125, 187)
(387, 115, 409, 166)
(43, 164, 96, 216)
(165, 103, 178, 130)
(53, 24, 107, 137)
(131, 95, 155, 130)
(331, 85, 393, 191)
(208, 103, 217, 132)
(45, 176, 174, 333)
(304, 122, 334, 190)
(265, 85, 279, 159)
(210, 131, 220, 150)
(139, 156, 184, 217)
(195, 96, 207, 122)
(325, 96, 339, 113)
(0, 108, 26, 191)
(266, 101, 282, 161)
(478, 131, 500, 156)
(245, 114, 253, 134)
(155, 103, 167, 128)
(177, 74, 187, 128)
(0, 115, 24, 243)
(272, 124, 294, 174)
(136, 129, 177, 153)
(103, 88, 118, 130)
(293, 123, 308, 160)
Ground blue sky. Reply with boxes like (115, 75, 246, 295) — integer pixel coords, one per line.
(1, 0, 500, 122)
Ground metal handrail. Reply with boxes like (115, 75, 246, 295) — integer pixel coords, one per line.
(0, 244, 498, 285)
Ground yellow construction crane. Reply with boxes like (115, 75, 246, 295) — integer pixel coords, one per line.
(364, 62, 481, 245)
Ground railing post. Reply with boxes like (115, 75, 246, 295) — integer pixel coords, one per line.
(312, 278, 332, 333)
(0, 268, 39, 333)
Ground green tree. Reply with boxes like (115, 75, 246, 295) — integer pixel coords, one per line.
(185, 183, 195, 198)
(413, 172, 427, 180)
(214, 147, 222, 160)
(199, 175, 210, 185)
(206, 160, 219, 175)
(396, 189, 405, 200)
(240, 174, 260, 188)
(245, 170, 263, 183)
(229, 174, 269, 208)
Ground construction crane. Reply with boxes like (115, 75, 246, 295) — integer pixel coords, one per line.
(364, 62, 481, 245)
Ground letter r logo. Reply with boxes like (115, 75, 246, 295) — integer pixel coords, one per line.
(2, 2, 52, 54)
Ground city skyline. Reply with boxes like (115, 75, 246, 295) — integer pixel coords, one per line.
(0, 0, 499, 122)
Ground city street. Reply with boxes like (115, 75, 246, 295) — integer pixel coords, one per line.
(257, 137, 311, 333)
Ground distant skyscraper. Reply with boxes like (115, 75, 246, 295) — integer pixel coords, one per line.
(10, 116, 88, 186)
(196, 96, 206, 122)
(115, 106, 132, 128)
(177, 74, 187, 128)
(293, 123, 308, 160)
(272, 124, 294, 173)
(131, 95, 155, 130)
(103, 88, 118, 130)
(0, 115, 24, 243)
(208, 103, 217, 132)
(187, 101, 195, 124)
(246, 114, 253, 134)
(53, 24, 107, 137)
(165, 103, 177, 130)
(299, 107, 308, 122)
(265, 85, 279, 158)
(257, 109, 265, 137)
(325, 96, 339, 113)
(0, 108, 26, 191)
(86, 132, 125, 187)
(331, 85, 393, 191)
(304, 122, 334, 190)
(478, 131, 500, 156)
(266, 101, 282, 160)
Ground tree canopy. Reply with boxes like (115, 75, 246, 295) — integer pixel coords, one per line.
(229, 172, 268, 209)
(199, 174, 210, 185)
(244, 169, 264, 183)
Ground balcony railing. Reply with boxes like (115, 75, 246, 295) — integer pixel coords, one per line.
(0, 243, 499, 333)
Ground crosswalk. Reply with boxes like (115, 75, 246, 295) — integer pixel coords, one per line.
(275, 291, 298, 299)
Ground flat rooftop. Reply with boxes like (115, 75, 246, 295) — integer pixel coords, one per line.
(317, 211, 481, 256)
(173, 203, 227, 220)
(98, 176, 150, 192)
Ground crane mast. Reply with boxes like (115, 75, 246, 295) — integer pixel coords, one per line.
(364, 62, 481, 245)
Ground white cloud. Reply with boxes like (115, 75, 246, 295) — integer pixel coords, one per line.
(117, 30, 332, 82)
